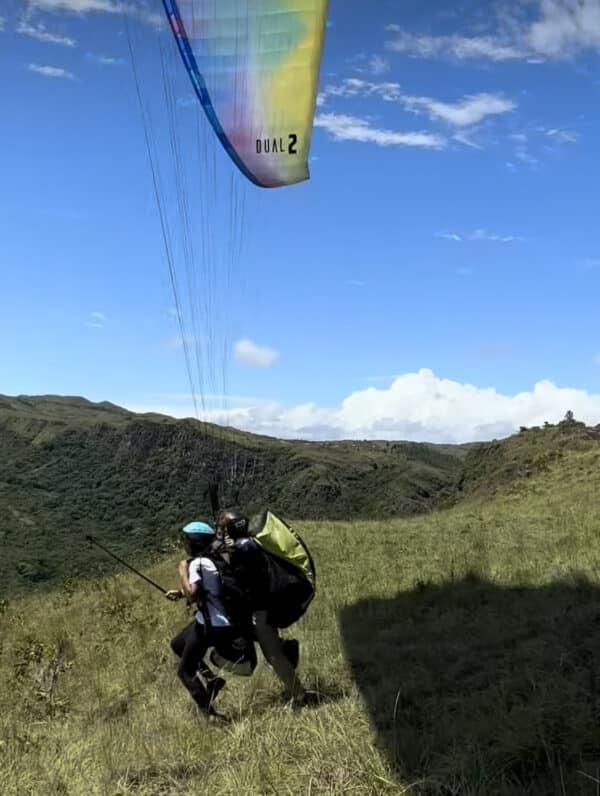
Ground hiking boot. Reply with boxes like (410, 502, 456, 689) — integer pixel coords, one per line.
(302, 689, 321, 706)
(292, 690, 322, 710)
(283, 639, 300, 669)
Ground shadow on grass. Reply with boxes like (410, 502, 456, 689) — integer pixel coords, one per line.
(340, 574, 600, 795)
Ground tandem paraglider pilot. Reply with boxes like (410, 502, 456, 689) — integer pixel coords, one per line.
(215, 509, 307, 704)
(167, 509, 317, 715)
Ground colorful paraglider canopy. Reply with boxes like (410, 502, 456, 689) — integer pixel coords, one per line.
(162, 0, 329, 188)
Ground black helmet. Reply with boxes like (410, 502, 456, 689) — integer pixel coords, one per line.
(217, 508, 249, 539)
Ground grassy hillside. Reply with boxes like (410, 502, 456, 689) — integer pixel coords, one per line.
(457, 415, 600, 499)
(2, 429, 600, 793)
(0, 394, 463, 595)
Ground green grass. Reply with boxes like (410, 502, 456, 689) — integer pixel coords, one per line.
(3, 443, 600, 794)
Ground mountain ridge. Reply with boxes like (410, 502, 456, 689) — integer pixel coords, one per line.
(2, 394, 598, 596)
(0, 393, 465, 594)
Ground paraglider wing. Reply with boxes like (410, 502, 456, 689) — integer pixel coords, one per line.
(162, 0, 329, 188)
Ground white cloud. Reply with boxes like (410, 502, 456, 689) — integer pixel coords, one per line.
(385, 1, 600, 62)
(234, 339, 279, 369)
(0, 17, 6, 32)
(86, 52, 124, 65)
(527, 0, 600, 57)
(437, 230, 522, 243)
(27, 0, 120, 12)
(403, 93, 516, 128)
(86, 310, 107, 328)
(369, 54, 390, 75)
(507, 129, 551, 168)
(25, 0, 162, 27)
(319, 78, 402, 105)
(315, 113, 446, 149)
(27, 63, 74, 79)
(385, 29, 527, 62)
(139, 8, 166, 29)
(437, 232, 464, 242)
(318, 80, 514, 134)
(17, 21, 76, 46)
(544, 127, 578, 144)
(123, 369, 600, 443)
(453, 128, 484, 150)
(514, 146, 540, 167)
(468, 229, 523, 243)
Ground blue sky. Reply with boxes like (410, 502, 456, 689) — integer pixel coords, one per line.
(2, 0, 600, 442)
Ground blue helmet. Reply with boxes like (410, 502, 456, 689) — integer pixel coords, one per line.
(182, 521, 215, 537)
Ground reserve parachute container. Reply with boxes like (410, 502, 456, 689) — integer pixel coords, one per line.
(250, 509, 316, 628)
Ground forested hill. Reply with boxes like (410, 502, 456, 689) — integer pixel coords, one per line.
(0, 394, 465, 593)
(3, 395, 597, 596)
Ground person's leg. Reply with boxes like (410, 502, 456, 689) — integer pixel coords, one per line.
(282, 639, 300, 669)
(172, 621, 225, 690)
(173, 622, 214, 711)
(170, 622, 191, 659)
(253, 611, 305, 701)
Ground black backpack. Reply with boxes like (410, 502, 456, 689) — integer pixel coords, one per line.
(203, 552, 254, 630)
(211, 543, 313, 629)
(260, 551, 315, 628)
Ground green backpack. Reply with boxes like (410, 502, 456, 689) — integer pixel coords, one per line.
(248, 510, 316, 629)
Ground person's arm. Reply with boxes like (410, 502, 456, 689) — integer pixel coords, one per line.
(179, 559, 200, 601)
(165, 559, 201, 601)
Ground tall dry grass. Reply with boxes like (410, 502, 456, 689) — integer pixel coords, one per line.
(2, 448, 600, 794)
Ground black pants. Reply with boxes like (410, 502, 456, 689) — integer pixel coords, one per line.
(170, 621, 221, 709)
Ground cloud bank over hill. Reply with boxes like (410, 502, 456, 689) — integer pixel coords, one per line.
(127, 369, 600, 444)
